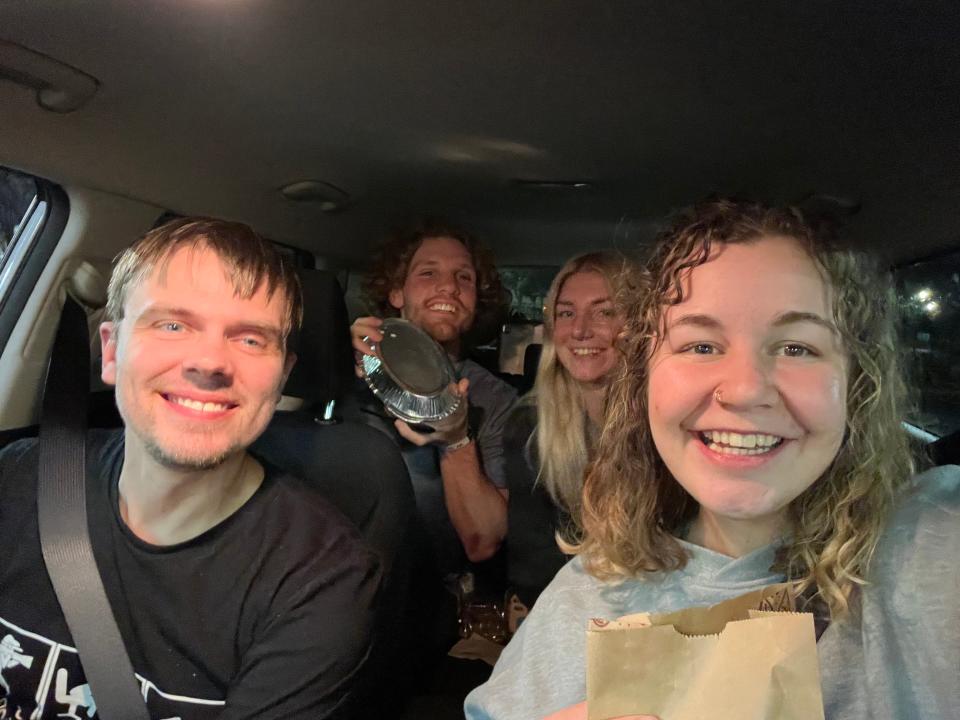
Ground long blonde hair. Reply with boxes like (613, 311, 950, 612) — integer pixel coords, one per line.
(575, 199, 916, 618)
(528, 251, 637, 532)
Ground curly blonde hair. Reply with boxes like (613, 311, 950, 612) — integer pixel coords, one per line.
(574, 198, 916, 618)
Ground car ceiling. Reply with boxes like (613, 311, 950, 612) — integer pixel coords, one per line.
(0, 1, 958, 266)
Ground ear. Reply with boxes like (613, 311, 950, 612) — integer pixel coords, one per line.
(99, 321, 118, 386)
(388, 287, 404, 312)
(282, 351, 297, 385)
(276, 352, 297, 400)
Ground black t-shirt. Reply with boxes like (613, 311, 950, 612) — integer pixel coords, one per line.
(503, 404, 572, 608)
(0, 430, 380, 719)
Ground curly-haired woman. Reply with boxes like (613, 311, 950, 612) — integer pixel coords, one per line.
(466, 199, 959, 720)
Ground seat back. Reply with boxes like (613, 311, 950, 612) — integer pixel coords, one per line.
(253, 268, 426, 712)
(523, 342, 542, 389)
(253, 414, 416, 576)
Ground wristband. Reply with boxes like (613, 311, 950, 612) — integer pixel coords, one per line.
(442, 433, 473, 454)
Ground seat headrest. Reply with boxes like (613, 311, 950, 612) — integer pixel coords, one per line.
(283, 268, 355, 407)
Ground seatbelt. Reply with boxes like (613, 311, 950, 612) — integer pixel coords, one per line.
(37, 295, 151, 720)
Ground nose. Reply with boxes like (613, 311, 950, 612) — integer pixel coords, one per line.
(435, 270, 461, 297)
(714, 348, 777, 409)
(182, 334, 234, 391)
(572, 312, 594, 340)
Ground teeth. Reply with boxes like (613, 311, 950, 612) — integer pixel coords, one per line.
(429, 303, 455, 313)
(702, 430, 783, 451)
(707, 443, 774, 456)
(572, 348, 601, 356)
(172, 396, 229, 413)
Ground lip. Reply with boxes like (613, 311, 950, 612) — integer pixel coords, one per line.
(161, 392, 238, 419)
(690, 430, 791, 468)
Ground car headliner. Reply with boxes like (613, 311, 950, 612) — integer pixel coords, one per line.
(0, 0, 958, 265)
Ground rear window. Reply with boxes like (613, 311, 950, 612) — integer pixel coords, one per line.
(897, 252, 960, 437)
(500, 266, 558, 323)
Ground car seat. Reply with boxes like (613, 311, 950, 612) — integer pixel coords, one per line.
(250, 268, 424, 716)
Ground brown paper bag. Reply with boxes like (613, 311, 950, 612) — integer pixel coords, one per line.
(586, 585, 824, 720)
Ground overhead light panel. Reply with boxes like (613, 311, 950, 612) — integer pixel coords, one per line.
(515, 180, 594, 190)
(280, 180, 350, 213)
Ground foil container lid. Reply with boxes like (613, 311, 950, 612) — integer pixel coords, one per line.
(361, 317, 461, 424)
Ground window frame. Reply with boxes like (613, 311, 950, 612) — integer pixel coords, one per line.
(0, 180, 69, 358)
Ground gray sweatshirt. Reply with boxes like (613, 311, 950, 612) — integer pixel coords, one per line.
(465, 465, 960, 720)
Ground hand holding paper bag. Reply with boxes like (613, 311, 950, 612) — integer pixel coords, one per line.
(585, 585, 824, 720)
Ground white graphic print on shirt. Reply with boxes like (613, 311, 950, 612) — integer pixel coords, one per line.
(0, 616, 224, 720)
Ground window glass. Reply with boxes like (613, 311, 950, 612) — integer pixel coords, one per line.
(0, 166, 37, 260)
(897, 253, 960, 437)
(500, 266, 558, 323)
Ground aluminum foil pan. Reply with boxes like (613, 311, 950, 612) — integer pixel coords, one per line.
(361, 317, 461, 425)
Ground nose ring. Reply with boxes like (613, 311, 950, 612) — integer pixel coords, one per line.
(714, 389, 724, 404)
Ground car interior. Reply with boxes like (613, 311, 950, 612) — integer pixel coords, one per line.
(1, 2, 959, 717)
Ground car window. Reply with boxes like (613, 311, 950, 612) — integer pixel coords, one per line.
(500, 266, 558, 324)
(897, 252, 960, 437)
(0, 166, 38, 273)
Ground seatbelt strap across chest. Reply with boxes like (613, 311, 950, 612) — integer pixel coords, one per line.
(37, 295, 151, 720)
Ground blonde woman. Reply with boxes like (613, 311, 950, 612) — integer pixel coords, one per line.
(467, 199, 959, 720)
(505, 251, 635, 608)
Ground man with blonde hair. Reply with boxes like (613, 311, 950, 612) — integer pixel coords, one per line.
(0, 217, 379, 719)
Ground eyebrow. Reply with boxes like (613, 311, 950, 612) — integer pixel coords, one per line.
(136, 306, 197, 324)
(137, 306, 284, 343)
(668, 313, 722, 330)
(771, 311, 838, 334)
(410, 258, 475, 271)
(556, 297, 613, 306)
(669, 311, 837, 333)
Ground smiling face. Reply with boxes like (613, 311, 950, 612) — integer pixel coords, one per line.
(388, 235, 478, 352)
(552, 270, 624, 387)
(100, 245, 294, 470)
(647, 235, 848, 540)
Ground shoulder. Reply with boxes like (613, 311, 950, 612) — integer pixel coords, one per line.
(261, 463, 373, 541)
(506, 401, 537, 431)
(0, 436, 39, 504)
(906, 463, 960, 505)
(504, 403, 537, 445)
(0, 435, 39, 468)
(0, 428, 124, 498)
(461, 359, 518, 406)
(869, 464, 960, 595)
(250, 464, 380, 581)
(886, 464, 960, 537)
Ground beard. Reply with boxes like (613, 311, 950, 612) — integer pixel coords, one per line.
(142, 434, 242, 472)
